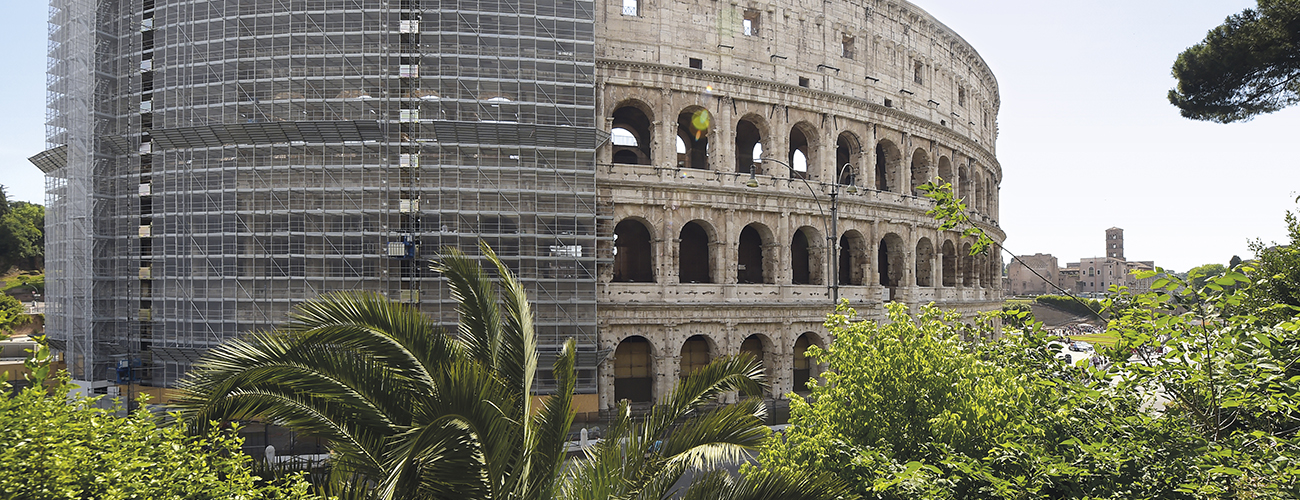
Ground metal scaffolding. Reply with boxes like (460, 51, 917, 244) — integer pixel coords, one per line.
(38, 0, 603, 394)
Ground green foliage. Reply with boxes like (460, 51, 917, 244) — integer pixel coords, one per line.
(175, 242, 575, 499)
(0, 293, 28, 338)
(1186, 263, 1228, 289)
(1168, 0, 1300, 122)
(177, 242, 838, 500)
(0, 195, 44, 270)
(917, 179, 994, 256)
(0, 354, 323, 499)
(1001, 302, 1034, 329)
(1034, 294, 1103, 318)
(1245, 208, 1300, 321)
(562, 354, 849, 500)
(757, 181, 1300, 498)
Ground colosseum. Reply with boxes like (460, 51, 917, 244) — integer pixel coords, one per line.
(34, 0, 1001, 414)
(595, 0, 1004, 410)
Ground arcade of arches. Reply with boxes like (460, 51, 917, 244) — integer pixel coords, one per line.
(607, 102, 1000, 215)
(609, 218, 1000, 290)
(609, 331, 826, 404)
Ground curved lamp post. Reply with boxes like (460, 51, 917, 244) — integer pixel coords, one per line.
(744, 158, 856, 304)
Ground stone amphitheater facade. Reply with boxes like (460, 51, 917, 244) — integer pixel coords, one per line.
(593, 0, 1005, 410)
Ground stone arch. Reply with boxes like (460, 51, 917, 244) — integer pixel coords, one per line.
(874, 139, 903, 193)
(680, 334, 716, 377)
(739, 333, 775, 396)
(735, 114, 768, 174)
(937, 156, 953, 185)
(793, 332, 826, 392)
(941, 239, 957, 287)
(836, 131, 863, 186)
(676, 106, 711, 169)
(788, 121, 819, 179)
(972, 170, 985, 213)
(613, 217, 654, 283)
(791, 225, 824, 285)
(678, 220, 715, 284)
(737, 222, 776, 284)
(878, 232, 906, 287)
(910, 148, 930, 196)
(611, 100, 653, 165)
(613, 335, 655, 403)
(962, 241, 976, 287)
(839, 229, 868, 286)
(915, 237, 935, 287)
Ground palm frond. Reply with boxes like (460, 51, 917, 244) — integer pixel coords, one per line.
(433, 247, 505, 375)
(660, 397, 770, 470)
(645, 353, 766, 441)
(517, 338, 577, 500)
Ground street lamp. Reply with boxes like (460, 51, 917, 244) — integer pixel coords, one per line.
(744, 158, 856, 304)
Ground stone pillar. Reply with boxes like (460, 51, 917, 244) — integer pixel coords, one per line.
(715, 96, 734, 173)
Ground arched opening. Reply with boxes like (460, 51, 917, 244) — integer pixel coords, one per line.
(938, 156, 953, 185)
(680, 335, 713, 377)
(916, 237, 934, 287)
(739, 334, 771, 396)
(791, 226, 823, 285)
(962, 241, 976, 287)
(613, 219, 653, 282)
(679, 221, 712, 283)
(941, 239, 957, 287)
(792, 332, 823, 392)
(836, 132, 861, 186)
(735, 117, 765, 174)
(875, 140, 901, 193)
(879, 233, 905, 287)
(737, 224, 768, 284)
(788, 124, 814, 179)
(792, 230, 811, 285)
(910, 148, 930, 196)
(613, 336, 653, 403)
(676, 108, 711, 169)
(972, 171, 984, 213)
(611, 104, 653, 165)
(839, 230, 867, 286)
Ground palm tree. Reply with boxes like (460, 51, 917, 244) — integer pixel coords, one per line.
(558, 355, 850, 500)
(174, 241, 851, 500)
(173, 242, 575, 499)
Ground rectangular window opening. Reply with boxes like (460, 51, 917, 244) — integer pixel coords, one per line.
(743, 10, 760, 36)
(622, 0, 638, 16)
(842, 35, 855, 60)
(798, 77, 810, 88)
(913, 61, 924, 85)
(689, 57, 702, 70)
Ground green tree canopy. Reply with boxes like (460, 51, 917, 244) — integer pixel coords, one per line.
(0, 345, 323, 500)
(1168, 0, 1300, 122)
(0, 191, 44, 270)
(1186, 262, 1228, 289)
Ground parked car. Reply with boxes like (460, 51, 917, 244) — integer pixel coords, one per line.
(1069, 341, 1094, 352)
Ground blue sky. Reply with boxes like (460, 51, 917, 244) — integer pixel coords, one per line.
(2, 1, 1297, 272)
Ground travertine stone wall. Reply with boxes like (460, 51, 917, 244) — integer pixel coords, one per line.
(593, 0, 1005, 411)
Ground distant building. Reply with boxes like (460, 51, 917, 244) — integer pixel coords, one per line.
(1008, 253, 1058, 295)
(1066, 229, 1158, 294)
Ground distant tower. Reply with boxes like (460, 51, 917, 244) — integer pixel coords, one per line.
(1106, 228, 1125, 260)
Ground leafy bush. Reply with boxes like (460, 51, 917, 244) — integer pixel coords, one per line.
(0, 344, 324, 500)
